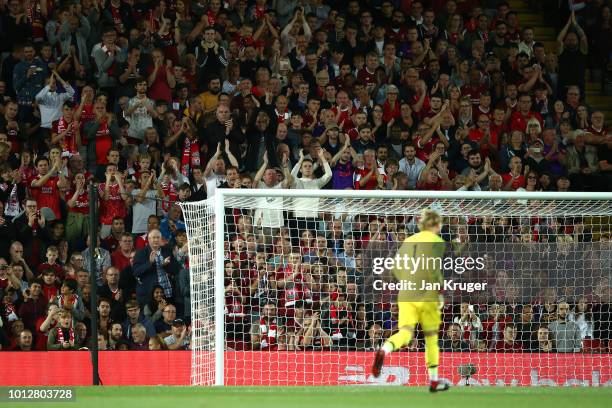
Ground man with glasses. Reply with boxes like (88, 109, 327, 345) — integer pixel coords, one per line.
(156, 303, 178, 335)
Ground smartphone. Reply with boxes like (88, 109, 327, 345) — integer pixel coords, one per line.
(279, 59, 290, 71)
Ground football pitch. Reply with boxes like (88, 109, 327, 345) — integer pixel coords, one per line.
(3, 386, 611, 408)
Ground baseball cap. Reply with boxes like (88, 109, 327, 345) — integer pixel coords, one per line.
(172, 319, 186, 326)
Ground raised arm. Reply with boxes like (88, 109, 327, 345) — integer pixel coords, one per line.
(291, 149, 305, 178)
(31, 160, 60, 187)
(253, 151, 269, 187)
(224, 139, 239, 167)
(557, 12, 574, 54)
(571, 12, 588, 54)
(281, 152, 293, 188)
(204, 143, 223, 178)
(331, 136, 351, 165)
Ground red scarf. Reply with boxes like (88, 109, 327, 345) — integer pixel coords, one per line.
(58, 294, 78, 309)
(56, 326, 75, 344)
(161, 181, 178, 212)
(259, 317, 277, 349)
(206, 10, 217, 26)
(181, 136, 200, 177)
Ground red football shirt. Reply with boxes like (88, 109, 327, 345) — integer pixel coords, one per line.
(66, 188, 89, 214)
(98, 182, 126, 225)
(501, 173, 526, 190)
(30, 175, 61, 219)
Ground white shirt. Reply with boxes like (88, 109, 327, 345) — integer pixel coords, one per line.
(253, 182, 285, 228)
(205, 173, 225, 199)
(131, 189, 158, 234)
(290, 161, 333, 218)
(35, 85, 75, 129)
(126, 96, 154, 140)
(398, 157, 426, 189)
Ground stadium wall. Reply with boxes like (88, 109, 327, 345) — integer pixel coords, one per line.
(1, 352, 611, 386)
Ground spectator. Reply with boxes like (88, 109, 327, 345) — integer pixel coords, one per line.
(122, 300, 156, 340)
(568, 296, 594, 340)
(97, 298, 113, 335)
(452, 302, 482, 345)
(143, 285, 168, 324)
(494, 323, 523, 352)
(515, 304, 537, 351)
(440, 323, 470, 351)
(125, 78, 157, 143)
(14, 329, 34, 351)
(102, 217, 125, 253)
(98, 165, 129, 238)
(549, 301, 583, 352)
(563, 133, 602, 191)
(17, 279, 46, 332)
(30, 156, 68, 220)
(98, 266, 126, 321)
(108, 322, 125, 350)
(65, 173, 90, 250)
(398, 145, 426, 189)
(128, 323, 149, 350)
(47, 310, 79, 351)
(536, 326, 555, 352)
(81, 234, 111, 287)
(251, 301, 280, 351)
(557, 12, 588, 97)
(148, 334, 169, 351)
(133, 229, 180, 306)
(13, 43, 47, 120)
(52, 279, 85, 322)
(163, 318, 191, 350)
(92, 27, 125, 103)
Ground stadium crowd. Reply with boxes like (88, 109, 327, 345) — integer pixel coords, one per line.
(0, 0, 611, 353)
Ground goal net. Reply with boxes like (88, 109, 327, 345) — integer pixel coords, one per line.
(181, 190, 612, 386)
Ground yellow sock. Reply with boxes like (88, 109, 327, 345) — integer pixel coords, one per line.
(382, 329, 413, 354)
(424, 334, 440, 381)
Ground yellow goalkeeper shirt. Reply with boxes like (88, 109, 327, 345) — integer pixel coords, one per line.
(393, 230, 446, 302)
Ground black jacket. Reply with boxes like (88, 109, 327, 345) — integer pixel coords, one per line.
(133, 245, 181, 306)
(203, 120, 245, 164)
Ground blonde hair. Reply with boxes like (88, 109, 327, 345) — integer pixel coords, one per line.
(527, 118, 541, 134)
(418, 209, 442, 231)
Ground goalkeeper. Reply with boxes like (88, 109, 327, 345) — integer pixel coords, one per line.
(371, 209, 449, 393)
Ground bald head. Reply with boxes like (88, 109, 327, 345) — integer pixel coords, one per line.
(148, 229, 162, 250)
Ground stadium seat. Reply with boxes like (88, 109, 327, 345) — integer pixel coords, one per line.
(581, 339, 603, 353)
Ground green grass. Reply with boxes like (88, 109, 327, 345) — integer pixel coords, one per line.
(3, 386, 612, 408)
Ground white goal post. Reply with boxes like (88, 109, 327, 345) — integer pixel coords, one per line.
(181, 190, 612, 387)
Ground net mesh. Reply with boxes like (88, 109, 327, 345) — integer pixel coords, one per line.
(182, 199, 215, 386)
(181, 193, 612, 386)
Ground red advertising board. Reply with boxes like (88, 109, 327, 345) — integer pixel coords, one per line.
(224, 352, 612, 386)
(1, 351, 611, 386)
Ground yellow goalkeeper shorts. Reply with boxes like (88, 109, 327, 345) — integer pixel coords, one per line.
(398, 301, 442, 332)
